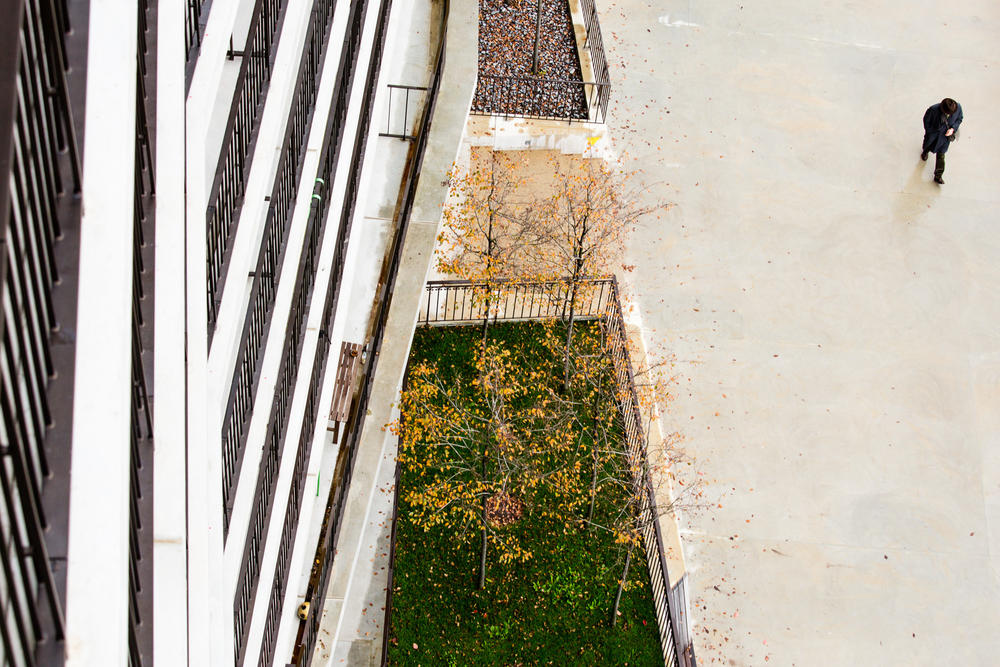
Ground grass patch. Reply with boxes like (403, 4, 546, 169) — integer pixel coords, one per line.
(386, 322, 662, 665)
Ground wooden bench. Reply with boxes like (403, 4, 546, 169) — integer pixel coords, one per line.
(328, 341, 363, 438)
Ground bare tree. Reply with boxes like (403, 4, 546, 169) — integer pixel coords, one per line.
(556, 319, 702, 626)
(394, 342, 579, 589)
(437, 149, 543, 351)
(532, 157, 664, 388)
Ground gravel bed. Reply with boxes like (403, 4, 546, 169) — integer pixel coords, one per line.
(473, 0, 589, 120)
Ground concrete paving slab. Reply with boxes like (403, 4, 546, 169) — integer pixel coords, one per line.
(603, 0, 1000, 663)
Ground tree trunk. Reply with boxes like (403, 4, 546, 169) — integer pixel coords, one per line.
(562, 273, 580, 389)
(478, 523, 488, 589)
(479, 437, 489, 589)
(587, 453, 598, 524)
(587, 369, 602, 524)
(480, 290, 492, 350)
(610, 544, 633, 626)
(532, 0, 542, 74)
(562, 216, 586, 388)
(481, 187, 496, 356)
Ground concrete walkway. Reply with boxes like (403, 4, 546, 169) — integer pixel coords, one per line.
(602, 0, 1000, 664)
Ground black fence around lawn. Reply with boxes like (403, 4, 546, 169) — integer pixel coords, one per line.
(383, 277, 696, 667)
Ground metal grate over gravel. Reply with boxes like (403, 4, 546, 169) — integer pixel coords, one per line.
(473, 0, 589, 120)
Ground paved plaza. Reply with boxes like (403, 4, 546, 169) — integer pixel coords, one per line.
(603, 0, 1000, 664)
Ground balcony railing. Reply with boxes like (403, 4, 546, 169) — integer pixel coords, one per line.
(220, 0, 339, 538)
(0, 0, 82, 662)
(205, 0, 288, 334)
(229, 0, 360, 659)
(185, 0, 203, 63)
(0, 176, 66, 667)
(288, 1, 448, 663)
(128, 0, 156, 664)
(252, 0, 394, 657)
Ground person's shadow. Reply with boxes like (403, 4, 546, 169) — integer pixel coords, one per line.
(891, 159, 935, 227)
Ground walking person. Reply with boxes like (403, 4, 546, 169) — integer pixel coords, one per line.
(921, 97, 963, 184)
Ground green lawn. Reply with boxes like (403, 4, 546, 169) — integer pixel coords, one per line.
(386, 322, 663, 666)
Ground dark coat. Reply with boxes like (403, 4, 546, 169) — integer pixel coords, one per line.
(922, 102, 963, 154)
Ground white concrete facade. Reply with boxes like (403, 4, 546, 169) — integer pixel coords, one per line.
(153, 0, 190, 663)
(142, 0, 452, 663)
(64, 0, 138, 663)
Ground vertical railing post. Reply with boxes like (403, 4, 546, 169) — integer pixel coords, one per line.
(65, 0, 139, 662)
(152, 1, 189, 657)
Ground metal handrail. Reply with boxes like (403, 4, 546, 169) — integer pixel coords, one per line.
(579, 0, 611, 122)
(232, 0, 402, 660)
(420, 277, 613, 324)
(4, 0, 150, 662)
(229, 0, 358, 659)
(288, 0, 449, 663)
(603, 278, 685, 666)
(186, 0, 203, 61)
(127, 0, 157, 662)
(472, 73, 607, 123)
(0, 0, 80, 659)
(380, 84, 428, 141)
(205, 0, 288, 334)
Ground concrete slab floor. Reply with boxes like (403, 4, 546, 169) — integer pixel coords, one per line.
(601, 0, 1000, 664)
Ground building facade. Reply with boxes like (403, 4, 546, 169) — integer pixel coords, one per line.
(0, 0, 461, 664)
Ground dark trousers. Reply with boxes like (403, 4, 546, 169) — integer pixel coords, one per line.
(922, 135, 947, 177)
(934, 151, 945, 178)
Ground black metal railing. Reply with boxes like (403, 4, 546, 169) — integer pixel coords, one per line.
(473, 73, 601, 122)
(220, 0, 340, 537)
(0, 0, 81, 661)
(288, 0, 446, 662)
(230, 0, 369, 658)
(255, 223, 342, 665)
(127, 1, 157, 664)
(205, 0, 287, 334)
(601, 278, 689, 667)
(409, 278, 695, 667)
(230, 176, 318, 662)
(379, 84, 427, 141)
(254, 0, 395, 657)
(419, 277, 613, 324)
(127, 320, 152, 667)
(579, 0, 610, 122)
(185, 0, 203, 62)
